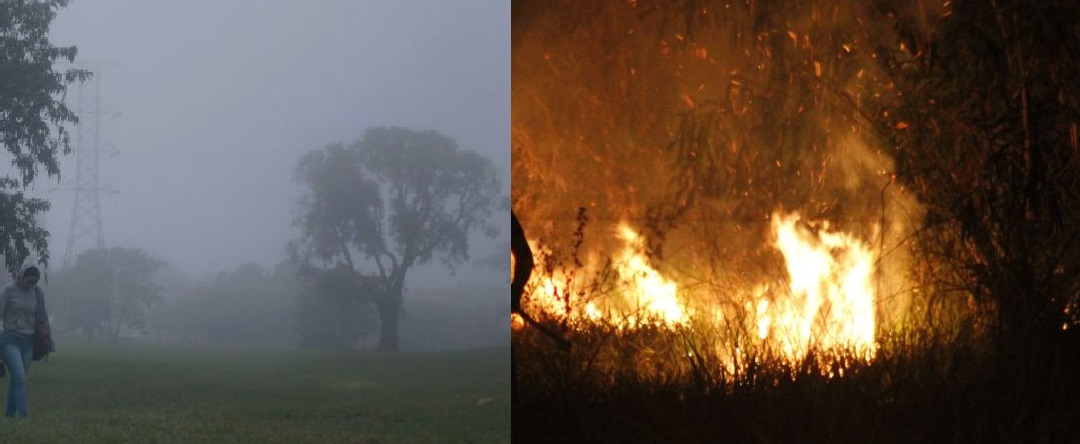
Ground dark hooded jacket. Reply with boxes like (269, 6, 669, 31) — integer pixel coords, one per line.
(1, 265, 49, 337)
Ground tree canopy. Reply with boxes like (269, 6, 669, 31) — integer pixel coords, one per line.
(0, 0, 90, 273)
(292, 127, 502, 351)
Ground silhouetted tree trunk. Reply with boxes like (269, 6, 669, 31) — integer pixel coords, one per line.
(372, 293, 401, 351)
(369, 271, 406, 352)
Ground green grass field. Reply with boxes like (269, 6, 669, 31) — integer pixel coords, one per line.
(1, 343, 509, 443)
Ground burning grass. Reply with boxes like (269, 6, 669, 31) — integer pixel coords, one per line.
(513, 304, 1080, 443)
(512, 213, 1080, 443)
(512, 0, 1080, 440)
(519, 210, 886, 373)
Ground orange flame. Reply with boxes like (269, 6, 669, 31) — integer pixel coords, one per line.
(529, 223, 689, 329)
(523, 211, 879, 367)
(755, 212, 877, 361)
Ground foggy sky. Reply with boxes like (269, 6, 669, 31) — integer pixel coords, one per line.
(41, 0, 509, 284)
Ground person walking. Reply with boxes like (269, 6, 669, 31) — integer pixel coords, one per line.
(0, 265, 50, 417)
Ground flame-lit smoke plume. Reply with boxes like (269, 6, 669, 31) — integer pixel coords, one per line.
(513, 0, 935, 373)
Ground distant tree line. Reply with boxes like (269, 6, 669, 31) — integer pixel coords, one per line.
(43, 248, 506, 350)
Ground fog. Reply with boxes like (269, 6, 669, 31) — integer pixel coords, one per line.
(42, 0, 509, 288)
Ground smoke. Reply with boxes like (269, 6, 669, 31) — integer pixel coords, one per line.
(513, 1, 937, 347)
(830, 135, 926, 331)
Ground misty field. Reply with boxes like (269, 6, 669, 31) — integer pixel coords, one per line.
(3, 344, 509, 443)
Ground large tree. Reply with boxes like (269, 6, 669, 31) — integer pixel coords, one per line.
(0, 0, 90, 273)
(292, 127, 502, 351)
(50, 247, 164, 343)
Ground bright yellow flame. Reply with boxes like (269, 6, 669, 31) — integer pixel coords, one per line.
(523, 211, 879, 370)
(756, 212, 877, 361)
(525, 223, 689, 329)
(611, 224, 687, 327)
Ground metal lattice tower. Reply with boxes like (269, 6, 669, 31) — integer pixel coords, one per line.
(63, 70, 113, 268)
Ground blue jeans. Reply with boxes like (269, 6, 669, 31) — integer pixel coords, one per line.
(2, 333, 33, 417)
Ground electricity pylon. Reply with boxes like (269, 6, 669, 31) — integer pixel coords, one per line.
(63, 65, 118, 268)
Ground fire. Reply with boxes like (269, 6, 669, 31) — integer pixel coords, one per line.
(528, 223, 688, 329)
(523, 211, 879, 367)
(608, 224, 687, 326)
(755, 212, 877, 361)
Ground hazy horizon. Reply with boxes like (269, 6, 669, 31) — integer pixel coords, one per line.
(35, 0, 509, 286)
